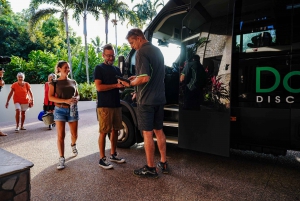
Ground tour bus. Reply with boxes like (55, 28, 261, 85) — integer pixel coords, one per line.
(116, 0, 300, 157)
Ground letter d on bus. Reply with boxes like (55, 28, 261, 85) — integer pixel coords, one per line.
(256, 96, 263, 102)
(256, 67, 280, 93)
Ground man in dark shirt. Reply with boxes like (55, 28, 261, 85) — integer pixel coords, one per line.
(180, 55, 206, 109)
(121, 28, 169, 178)
(94, 44, 126, 169)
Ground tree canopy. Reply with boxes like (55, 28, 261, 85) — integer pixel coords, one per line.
(1, 0, 165, 84)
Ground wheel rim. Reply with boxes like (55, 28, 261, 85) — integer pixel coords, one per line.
(118, 121, 128, 142)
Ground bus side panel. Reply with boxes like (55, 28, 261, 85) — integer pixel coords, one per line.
(231, 108, 290, 149)
(231, 54, 292, 153)
(179, 109, 230, 157)
(291, 110, 300, 150)
(290, 54, 300, 149)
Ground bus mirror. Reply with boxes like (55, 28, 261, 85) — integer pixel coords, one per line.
(118, 56, 125, 75)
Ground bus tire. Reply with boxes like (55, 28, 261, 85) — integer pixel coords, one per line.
(116, 115, 135, 148)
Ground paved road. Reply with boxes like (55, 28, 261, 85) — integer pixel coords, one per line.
(1, 109, 300, 201)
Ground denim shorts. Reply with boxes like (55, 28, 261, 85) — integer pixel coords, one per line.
(54, 106, 79, 122)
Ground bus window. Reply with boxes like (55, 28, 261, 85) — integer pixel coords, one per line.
(234, 0, 293, 55)
(292, 1, 300, 53)
(128, 51, 136, 77)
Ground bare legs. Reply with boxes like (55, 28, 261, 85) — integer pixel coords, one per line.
(56, 121, 66, 157)
(99, 132, 107, 159)
(15, 109, 20, 128)
(154, 129, 167, 163)
(98, 129, 118, 159)
(143, 131, 155, 167)
(143, 129, 167, 167)
(21, 111, 25, 128)
(69, 121, 78, 146)
(110, 129, 118, 155)
(15, 110, 26, 128)
(56, 121, 78, 157)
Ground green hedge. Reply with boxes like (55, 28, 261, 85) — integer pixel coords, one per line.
(78, 82, 97, 101)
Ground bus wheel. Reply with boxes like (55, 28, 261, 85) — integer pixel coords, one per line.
(116, 115, 135, 148)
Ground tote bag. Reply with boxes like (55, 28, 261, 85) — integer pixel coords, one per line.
(42, 112, 54, 125)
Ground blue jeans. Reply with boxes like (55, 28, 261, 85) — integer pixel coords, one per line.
(54, 106, 79, 122)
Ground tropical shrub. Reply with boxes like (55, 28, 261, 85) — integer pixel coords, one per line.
(78, 82, 97, 101)
(3, 43, 131, 84)
(4, 50, 61, 84)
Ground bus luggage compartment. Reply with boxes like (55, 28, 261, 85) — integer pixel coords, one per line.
(230, 107, 290, 155)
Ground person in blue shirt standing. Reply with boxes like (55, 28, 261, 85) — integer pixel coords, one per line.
(94, 44, 126, 169)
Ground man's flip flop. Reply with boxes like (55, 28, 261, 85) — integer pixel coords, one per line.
(20, 127, 26, 130)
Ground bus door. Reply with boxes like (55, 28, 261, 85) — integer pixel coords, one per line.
(177, 0, 233, 157)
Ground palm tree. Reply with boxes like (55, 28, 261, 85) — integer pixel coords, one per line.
(73, 0, 100, 84)
(124, 10, 143, 28)
(29, 0, 76, 78)
(0, 0, 12, 15)
(111, 14, 118, 55)
(91, 36, 103, 53)
(132, 0, 164, 27)
(96, 0, 128, 44)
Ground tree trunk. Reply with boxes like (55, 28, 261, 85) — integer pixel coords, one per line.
(64, 10, 73, 79)
(105, 14, 109, 44)
(83, 10, 89, 84)
(115, 13, 118, 55)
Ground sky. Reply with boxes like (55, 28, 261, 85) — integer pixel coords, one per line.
(8, 0, 166, 46)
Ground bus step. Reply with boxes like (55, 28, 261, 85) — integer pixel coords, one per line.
(163, 121, 178, 127)
(154, 136, 178, 144)
(164, 104, 179, 112)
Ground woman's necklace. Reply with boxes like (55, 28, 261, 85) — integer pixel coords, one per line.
(18, 82, 24, 87)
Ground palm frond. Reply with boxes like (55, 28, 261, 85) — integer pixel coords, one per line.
(29, 8, 60, 31)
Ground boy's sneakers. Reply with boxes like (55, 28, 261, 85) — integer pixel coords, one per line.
(57, 157, 65, 170)
(157, 161, 169, 174)
(109, 153, 126, 163)
(99, 157, 113, 169)
(133, 165, 158, 178)
(71, 144, 78, 157)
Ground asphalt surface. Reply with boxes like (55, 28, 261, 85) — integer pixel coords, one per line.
(1, 108, 300, 201)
